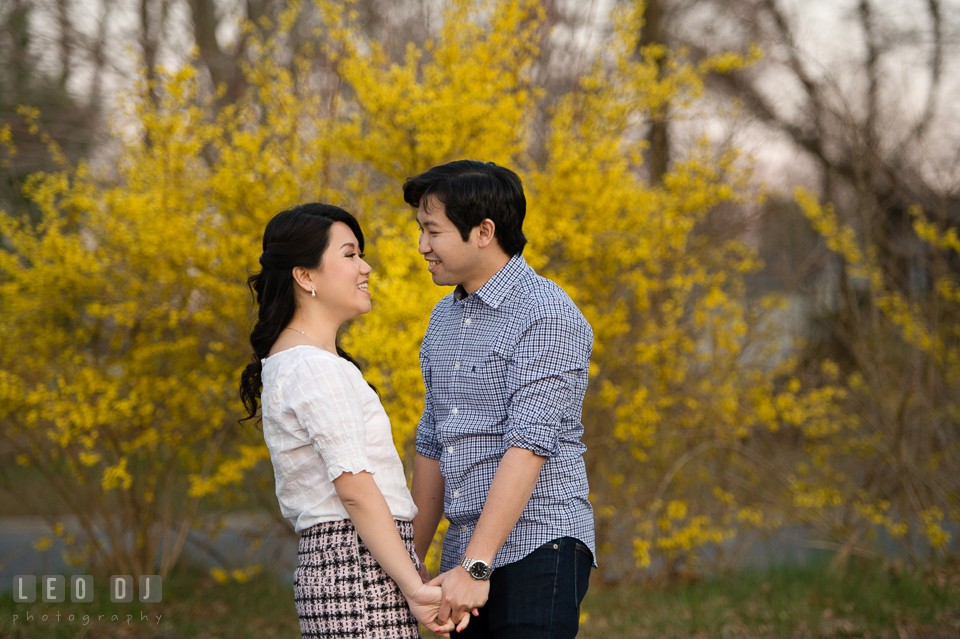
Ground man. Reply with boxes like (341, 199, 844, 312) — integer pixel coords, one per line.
(404, 160, 595, 638)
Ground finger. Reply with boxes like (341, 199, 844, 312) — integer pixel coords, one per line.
(432, 617, 456, 634)
(438, 598, 452, 624)
(426, 618, 454, 635)
(426, 572, 446, 587)
(456, 612, 472, 633)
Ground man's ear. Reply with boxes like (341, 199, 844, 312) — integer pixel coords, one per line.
(476, 219, 497, 248)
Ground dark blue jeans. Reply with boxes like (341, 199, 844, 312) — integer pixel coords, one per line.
(454, 537, 593, 639)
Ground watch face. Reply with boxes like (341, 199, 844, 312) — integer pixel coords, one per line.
(468, 562, 488, 579)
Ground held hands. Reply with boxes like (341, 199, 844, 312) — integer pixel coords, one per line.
(403, 584, 460, 637)
(428, 567, 487, 631)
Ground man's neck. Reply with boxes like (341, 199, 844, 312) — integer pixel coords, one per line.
(460, 252, 512, 295)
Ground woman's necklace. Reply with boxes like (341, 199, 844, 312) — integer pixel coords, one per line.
(286, 327, 333, 353)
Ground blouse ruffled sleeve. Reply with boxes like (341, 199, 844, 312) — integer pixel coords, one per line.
(282, 351, 375, 482)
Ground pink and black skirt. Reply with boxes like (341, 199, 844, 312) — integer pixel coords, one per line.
(293, 519, 420, 639)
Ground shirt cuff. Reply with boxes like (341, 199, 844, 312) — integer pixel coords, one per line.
(502, 421, 561, 458)
(415, 438, 443, 460)
(416, 417, 442, 459)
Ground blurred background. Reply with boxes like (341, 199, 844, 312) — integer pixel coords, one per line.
(1, 0, 959, 636)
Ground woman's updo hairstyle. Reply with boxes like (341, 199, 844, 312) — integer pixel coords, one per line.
(240, 203, 367, 425)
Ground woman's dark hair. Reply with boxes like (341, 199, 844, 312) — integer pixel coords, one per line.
(402, 160, 527, 256)
(239, 203, 369, 426)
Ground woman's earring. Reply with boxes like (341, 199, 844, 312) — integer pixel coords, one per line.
(311, 287, 316, 297)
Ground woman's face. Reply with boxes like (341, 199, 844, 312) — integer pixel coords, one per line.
(309, 221, 372, 320)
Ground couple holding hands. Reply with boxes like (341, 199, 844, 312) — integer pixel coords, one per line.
(239, 160, 595, 639)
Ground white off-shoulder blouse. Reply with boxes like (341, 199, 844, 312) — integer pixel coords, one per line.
(259, 345, 418, 533)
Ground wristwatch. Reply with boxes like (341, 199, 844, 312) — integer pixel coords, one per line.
(459, 555, 494, 581)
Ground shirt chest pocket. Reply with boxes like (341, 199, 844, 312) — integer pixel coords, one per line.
(457, 349, 509, 405)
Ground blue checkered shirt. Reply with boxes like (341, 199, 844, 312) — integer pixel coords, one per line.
(416, 254, 596, 572)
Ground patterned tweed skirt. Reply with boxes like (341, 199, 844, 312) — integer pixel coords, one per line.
(294, 519, 421, 639)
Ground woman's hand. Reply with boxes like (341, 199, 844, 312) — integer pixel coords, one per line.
(404, 584, 470, 636)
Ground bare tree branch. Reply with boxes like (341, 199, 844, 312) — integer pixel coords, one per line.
(54, 0, 72, 90)
(900, 0, 943, 157)
(858, 0, 880, 164)
(760, 0, 827, 148)
(87, 0, 116, 111)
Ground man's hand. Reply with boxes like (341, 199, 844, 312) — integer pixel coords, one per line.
(402, 584, 457, 637)
(430, 567, 487, 630)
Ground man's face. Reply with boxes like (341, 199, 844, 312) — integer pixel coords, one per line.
(416, 196, 480, 289)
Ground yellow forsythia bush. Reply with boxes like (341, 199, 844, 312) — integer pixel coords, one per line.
(791, 190, 960, 565)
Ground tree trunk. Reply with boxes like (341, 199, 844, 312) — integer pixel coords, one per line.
(639, 0, 669, 184)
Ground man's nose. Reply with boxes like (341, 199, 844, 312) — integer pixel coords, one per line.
(418, 233, 429, 255)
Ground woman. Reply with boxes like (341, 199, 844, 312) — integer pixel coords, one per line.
(239, 204, 463, 638)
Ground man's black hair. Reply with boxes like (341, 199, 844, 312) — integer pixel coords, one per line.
(402, 160, 527, 256)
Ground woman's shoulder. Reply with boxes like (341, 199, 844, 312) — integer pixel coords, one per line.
(263, 345, 371, 392)
(262, 345, 345, 383)
(263, 344, 340, 363)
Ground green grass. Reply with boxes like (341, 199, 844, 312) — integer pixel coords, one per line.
(3, 559, 958, 638)
(577, 559, 960, 639)
(0, 564, 300, 638)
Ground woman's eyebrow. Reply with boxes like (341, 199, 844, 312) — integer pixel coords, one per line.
(340, 242, 357, 249)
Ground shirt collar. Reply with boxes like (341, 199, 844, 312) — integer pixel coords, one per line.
(453, 253, 528, 309)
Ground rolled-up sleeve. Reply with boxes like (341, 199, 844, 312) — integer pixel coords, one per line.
(502, 303, 593, 458)
(284, 354, 375, 482)
(416, 329, 443, 460)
